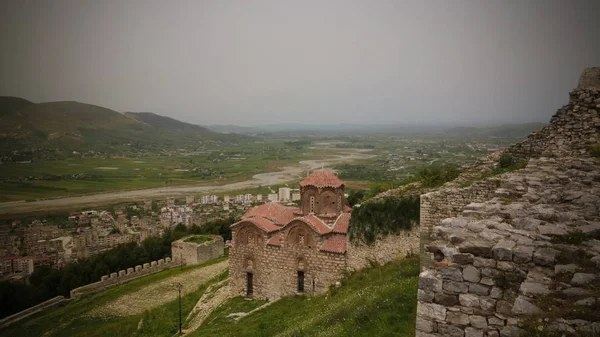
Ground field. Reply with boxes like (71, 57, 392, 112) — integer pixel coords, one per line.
(0, 255, 419, 337)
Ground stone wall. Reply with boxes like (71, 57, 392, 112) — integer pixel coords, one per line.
(0, 296, 68, 329)
(346, 226, 420, 272)
(171, 235, 224, 266)
(70, 257, 173, 299)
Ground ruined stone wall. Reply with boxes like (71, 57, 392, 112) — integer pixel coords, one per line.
(70, 257, 173, 299)
(346, 226, 420, 272)
(171, 235, 224, 266)
(0, 296, 68, 329)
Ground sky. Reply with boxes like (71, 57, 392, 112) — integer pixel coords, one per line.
(1, 0, 599, 127)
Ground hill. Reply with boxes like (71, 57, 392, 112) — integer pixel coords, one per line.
(0, 97, 245, 159)
(0, 255, 418, 337)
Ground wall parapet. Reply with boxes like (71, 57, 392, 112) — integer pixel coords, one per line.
(0, 296, 67, 329)
(70, 257, 174, 299)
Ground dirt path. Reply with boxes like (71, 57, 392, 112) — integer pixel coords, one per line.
(88, 261, 228, 317)
(183, 280, 230, 334)
(0, 150, 374, 215)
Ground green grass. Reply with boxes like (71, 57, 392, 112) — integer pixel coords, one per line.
(0, 256, 228, 337)
(190, 256, 419, 337)
(184, 234, 214, 244)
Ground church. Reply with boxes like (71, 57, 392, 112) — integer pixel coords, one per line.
(229, 170, 351, 300)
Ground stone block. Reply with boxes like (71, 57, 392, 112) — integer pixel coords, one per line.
(447, 311, 469, 325)
(459, 240, 494, 258)
(417, 302, 447, 321)
(473, 257, 496, 268)
(416, 317, 435, 333)
(571, 273, 597, 286)
(479, 297, 496, 312)
(443, 280, 468, 293)
(143, 263, 150, 269)
(512, 245, 534, 263)
(101, 275, 109, 281)
(135, 265, 142, 272)
(459, 293, 480, 308)
(434, 293, 459, 306)
(127, 268, 134, 274)
(519, 282, 550, 296)
(158, 259, 165, 265)
(465, 327, 483, 337)
(469, 283, 490, 296)
(441, 267, 463, 281)
(492, 240, 516, 261)
(110, 272, 118, 279)
(469, 315, 487, 329)
(512, 296, 540, 315)
(418, 289, 434, 303)
(438, 323, 464, 337)
(533, 248, 559, 266)
(452, 253, 474, 265)
(165, 257, 172, 263)
(118, 270, 126, 277)
(419, 270, 442, 293)
(463, 265, 480, 283)
(151, 261, 158, 267)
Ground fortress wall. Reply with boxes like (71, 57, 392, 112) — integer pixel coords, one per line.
(69, 257, 174, 299)
(345, 225, 420, 272)
(171, 235, 224, 266)
(0, 296, 68, 329)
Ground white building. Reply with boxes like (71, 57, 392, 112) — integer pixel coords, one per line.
(186, 196, 195, 204)
(267, 193, 278, 202)
(291, 192, 301, 201)
(278, 187, 291, 202)
(201, 195, 219, 204)
(244, 194, 253, 203)
(256, 194, 263, 201)
(224, 195, 230, 203)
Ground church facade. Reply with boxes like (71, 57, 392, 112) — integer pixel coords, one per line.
(229, 170, 351, 300)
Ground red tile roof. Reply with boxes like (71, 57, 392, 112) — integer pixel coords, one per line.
(286, 215, 332, 235)
(300, 170, 345, 188)
(242, 203, 296, 225)
(332, 213, 350, 234)
(231, 217, 280, 233)
(267, 234, 282, 246)
(320, 235, 347, 254)
(343, 205, 352, 213)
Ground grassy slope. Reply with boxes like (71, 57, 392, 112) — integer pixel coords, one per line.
(190, 256, 419, 337)
(0, 256, 228, 337)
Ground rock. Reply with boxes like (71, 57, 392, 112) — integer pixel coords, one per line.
(438, 324, 465, 337)
(480, 277, 494, 286)
(537, 224, 567, 236)
(533, 247, 560, 266)
(592, 255, 600, 267)
(459, 293, 480, 308)
(488, 316, 505, 327)
(444, 280, 469, 293)
(496, 300, 513, 315)
(500, 326, 525, 337)
(447, 311, 469, 325)
(519, 282, 550, 295)
(496, 261, 515, 272)
(562, 287, 592, 296)
(419, 270, 442, 292)
(442, 217, 470, 228)
(490, 287, 503, 299)
(418, 289, 434, 302)
(459, 240, 495, 258)
(473, 257, 496, 268)
(512, 296, 540, 315)
(574, 297, 596, 306)
(571, 273, 597, 286)
(469, 283, 490, 296)
(469, 315, 488, 329)
(416, 317, 435, 333)
(465, 327, 483, 337)
(493, 240, 516, 261)
(434, 293, 459, 306)
(480, 230, 505, 242)
(479, 297, 496, 312)
(555, 264, 580, 274)
(463, 265, 481, 283)
(453, 253, 475, 265)
(417, 302, 447, 321)
(441, 267, 464, 281)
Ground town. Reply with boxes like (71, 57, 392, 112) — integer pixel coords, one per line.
(0, 187, 303, 282)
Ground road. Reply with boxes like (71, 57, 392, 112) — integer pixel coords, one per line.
(0, 150, 374, 215)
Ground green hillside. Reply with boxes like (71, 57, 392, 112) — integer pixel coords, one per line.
(0, 97, 245, 158)
(0, 256, 418, 337)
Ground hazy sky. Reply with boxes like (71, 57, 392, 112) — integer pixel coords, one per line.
(1, 0, 599, 127)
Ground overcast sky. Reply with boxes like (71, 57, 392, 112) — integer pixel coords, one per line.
(1, 0, 599, 127)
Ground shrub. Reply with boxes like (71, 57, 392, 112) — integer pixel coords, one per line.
(498, 154, 515, 168)
(590, 143, 600, 157)
(348, 195, 419, 244)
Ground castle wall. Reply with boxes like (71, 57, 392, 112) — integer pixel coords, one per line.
(70, 257, 173, 299)
(171, 235, 224, 266)
(0, 296, 68, 330)
(346, 226, 420, 272)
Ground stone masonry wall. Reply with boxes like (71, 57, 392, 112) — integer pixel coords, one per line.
(346, 226, 420, 272)
(171, 235, 224, 266)
(0, 296, 68, 329)
(70, 257, 173, 299)
(416, 68, 600, 337)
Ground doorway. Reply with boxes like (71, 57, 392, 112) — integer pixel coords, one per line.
(297, 271, 305, 293)
(246, 272, 253, 297)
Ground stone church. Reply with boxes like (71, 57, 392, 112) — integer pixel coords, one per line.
(229, 170, 352, 300)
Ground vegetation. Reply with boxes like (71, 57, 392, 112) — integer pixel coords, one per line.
(190, 256, 419, 337)
(184, 234, 214, 244)
(403, 165, 461, 188)
(493, 153, 528, 174)
(0, 216, 237, 319)
(348, 196, 420, 244)
(0, 260, 229, 337)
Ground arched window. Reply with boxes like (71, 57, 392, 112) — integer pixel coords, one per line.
(309, 196, 315, 213)
(338, 195, 342, 211)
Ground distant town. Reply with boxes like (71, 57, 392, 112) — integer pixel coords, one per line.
(0, 187, 304, 282)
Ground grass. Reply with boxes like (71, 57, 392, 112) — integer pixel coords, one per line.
(0, 256, 228, 337)
(189, 255, 419, 337)
(184, 234, 214, 244)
